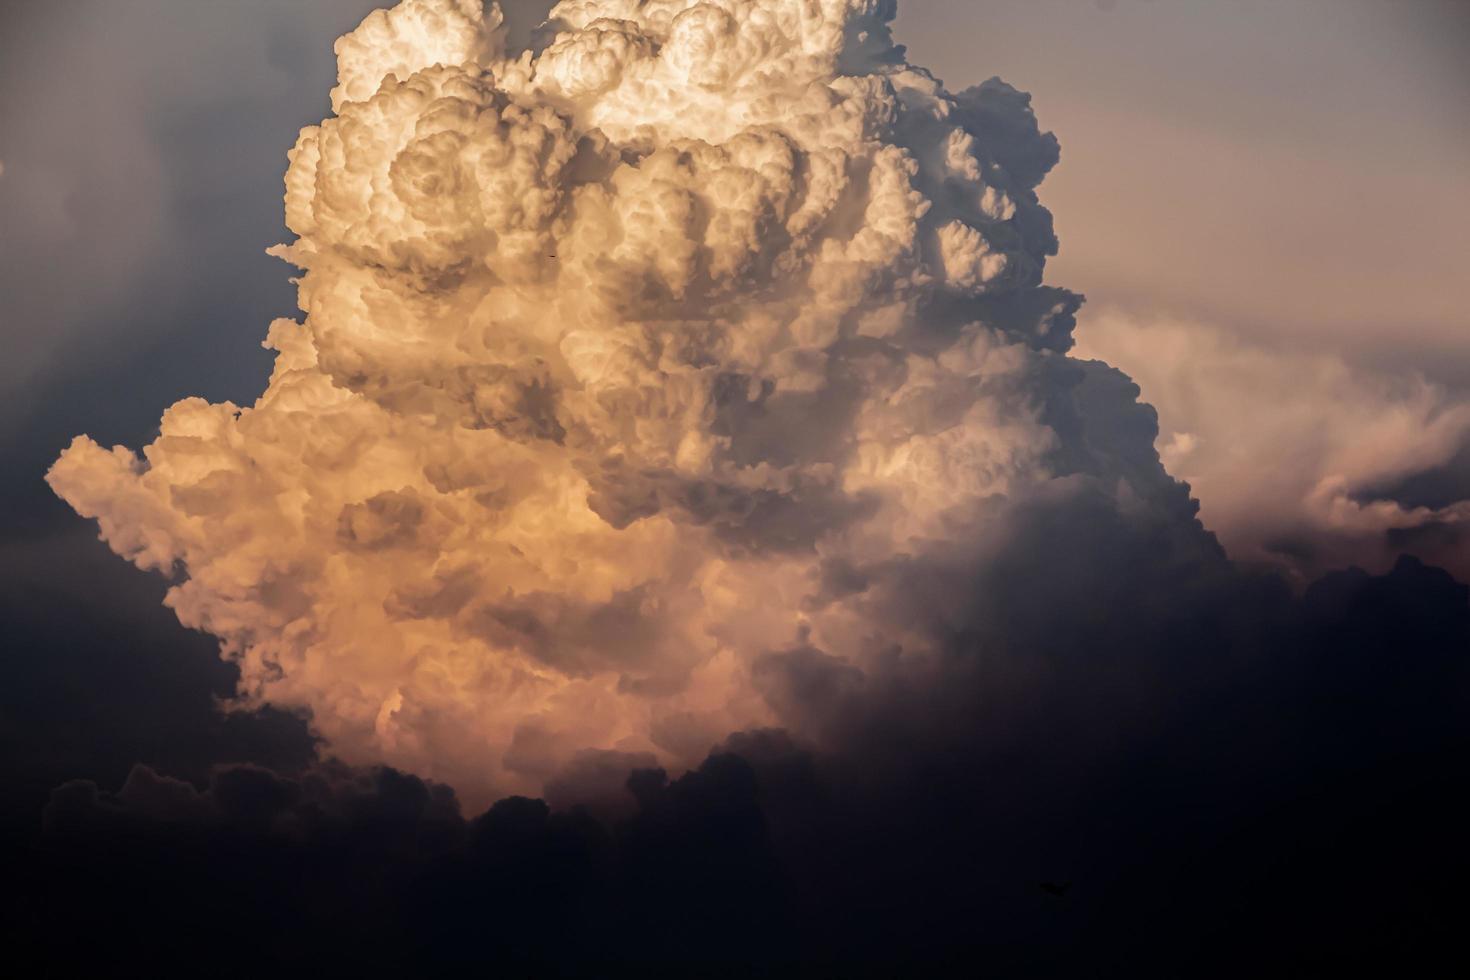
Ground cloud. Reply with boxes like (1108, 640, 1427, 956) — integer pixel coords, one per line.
(15, 556, 1470, 975)
(1076, 309, 1470, 582)
(18, 3, 1470, 972)
(50, 0, 1175, 805)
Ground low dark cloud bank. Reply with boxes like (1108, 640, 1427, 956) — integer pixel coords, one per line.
(9, 534, 1468, 976)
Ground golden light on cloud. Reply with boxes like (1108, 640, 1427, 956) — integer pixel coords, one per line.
(47, 0, 1170, 805)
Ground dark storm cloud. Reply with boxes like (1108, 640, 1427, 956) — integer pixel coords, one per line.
(10, 532, 1469, 976)
(0, 528, 318, 841)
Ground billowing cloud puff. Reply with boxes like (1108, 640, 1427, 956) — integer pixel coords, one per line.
(49, 0, 1198, 804)
(1076, 310, 1470, 583)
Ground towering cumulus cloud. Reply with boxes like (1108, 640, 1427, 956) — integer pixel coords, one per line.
(48, 0, 1209, 802)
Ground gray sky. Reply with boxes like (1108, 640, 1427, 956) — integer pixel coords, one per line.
(897, 0, 1469, 377)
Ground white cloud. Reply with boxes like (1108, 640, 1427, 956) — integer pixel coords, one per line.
(1076, 309, 1470, 582)
(49, 0, 1205, 807)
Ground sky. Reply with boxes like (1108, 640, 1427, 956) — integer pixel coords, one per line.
(1, 1, 1468, 974)
(897, 0, 1470, 580)
(905, 0, 1469, 364)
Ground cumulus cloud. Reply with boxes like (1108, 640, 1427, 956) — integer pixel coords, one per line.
(48, 0, 1208, 804)
(1076, 310, 1470, 582)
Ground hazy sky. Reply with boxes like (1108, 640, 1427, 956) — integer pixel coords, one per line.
(900, 0, 1469, 370)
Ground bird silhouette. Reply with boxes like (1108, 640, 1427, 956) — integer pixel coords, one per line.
(1040, 882, 1072, 899)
